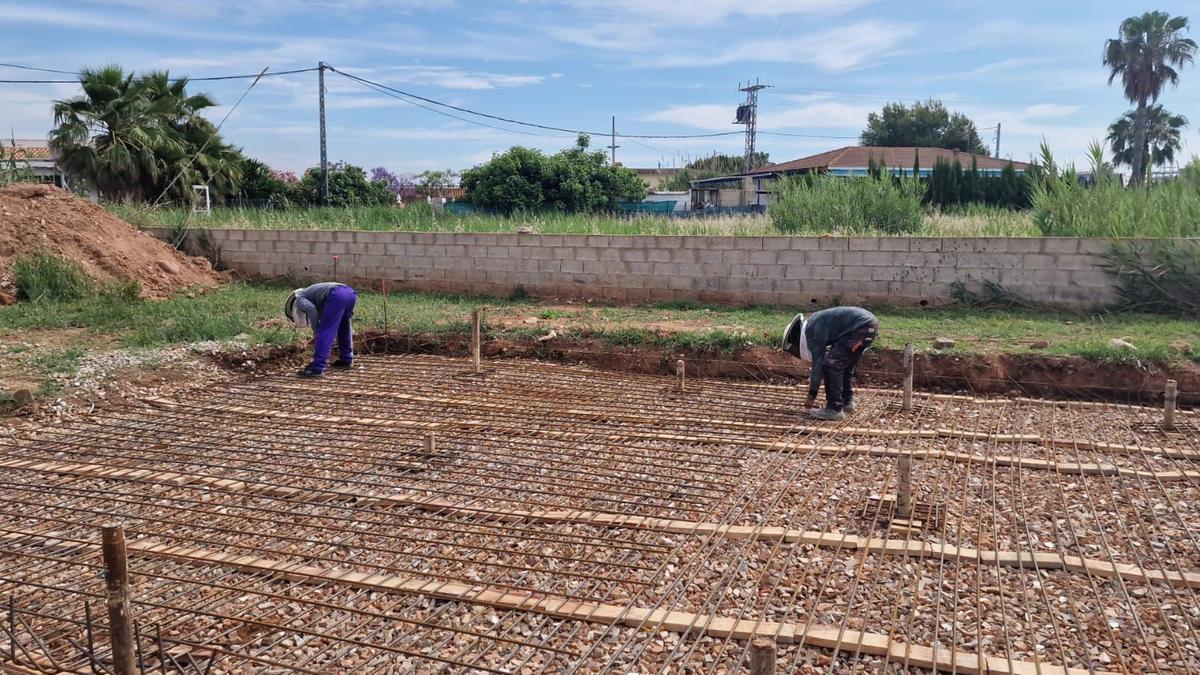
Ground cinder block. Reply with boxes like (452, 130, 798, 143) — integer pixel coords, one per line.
(1070, 270, 1111, 288)
(583, 261, 608, 275)
(817, 238, 848, 250)
(1019, 254, 1057, 270)
(1054, 254, 1098, 271)
(621, 248, 647, 262)
(1076, 239, 1113, 255)
(560, 260, 584, 274)
(552, 247, 574, 260)
(1042, 238, 1079, 254)
(842, 266, 873, 281)
(877, 238, 910, 252)
(646, 248, 671, 263)
(627, 262, 653, 275)
(860, 251, 897, 266)
(722, 250, 750, 264)
(729, 264, 757, 279)
(1005, 238, 1042, 253)
(848, 238, 880, 251)
(598, 248, 621, 261)
(675, 262, 705, 277)
(734, 237, 764, 250)
(762, 238, 792, 250)
(652, 262, 675, 276)
(909, 238, 942, 252)
(871, 267, 904, 281)
(804, 251, 834, 266)
(585, 235, 611, 248)
(654, 236, 685, 249)
(475, 234, 499, 246)
(696, 249, 724, 264)
(790, 238, 822, 250)
(671, 248, 697, 263)
(748, 250, 777, 265)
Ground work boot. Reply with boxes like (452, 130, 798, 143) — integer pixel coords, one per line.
(843, 401, 856, 414)
(809, 407, 845, 421)
(331, 360, 353, 369)
(297, 366, 324, 379)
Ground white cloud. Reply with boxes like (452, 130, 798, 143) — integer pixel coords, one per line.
(658, 21, 918, 72)
(555, 0, 872, 24)
(373, 65, 551, 90)
(0, 4, 269, 42)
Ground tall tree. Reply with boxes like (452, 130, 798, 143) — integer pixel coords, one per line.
(1104, 11, 1196, 185)
(50, 65, 243, 202)
(860, 100, 989, 154)
(1107, 104, 1188, 176)
(661, 152, 769, 191)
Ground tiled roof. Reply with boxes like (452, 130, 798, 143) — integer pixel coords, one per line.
(3, 140, 53, 160)
(754, 146, 1030, 174)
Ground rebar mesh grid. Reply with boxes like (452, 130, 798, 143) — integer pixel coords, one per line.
(0, 354, 1197, 674)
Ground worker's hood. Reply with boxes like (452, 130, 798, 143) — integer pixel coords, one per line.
(284, 289, 309, 328)
(781, 312, 805, 357)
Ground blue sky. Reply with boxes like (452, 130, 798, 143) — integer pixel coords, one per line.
(3, 1, 1199, 176)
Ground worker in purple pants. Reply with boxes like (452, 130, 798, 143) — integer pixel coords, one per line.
(284, 283, 357, 379)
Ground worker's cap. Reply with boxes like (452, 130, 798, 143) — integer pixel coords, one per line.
(781, 312, 804, 356)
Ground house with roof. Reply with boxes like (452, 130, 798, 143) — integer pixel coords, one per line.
(690, 146, 1031, 209)
(1, 139, 67, 187)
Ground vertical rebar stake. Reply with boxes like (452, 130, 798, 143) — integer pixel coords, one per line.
(101, 524, 136, 675)
(896, 455, 913, 519)
(902, 343, 914, 412)
(676, 359, 686, 392)
(424, 432, 436, 456)
(471, 308, 482, 375)
(1164, 379, 1177, 431)
(381, 279, 389, 355)
(749, 637, 776, 675)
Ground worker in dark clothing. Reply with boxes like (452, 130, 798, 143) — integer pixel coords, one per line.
(781, 306, 879, 421)
(284, 282, 357, 379)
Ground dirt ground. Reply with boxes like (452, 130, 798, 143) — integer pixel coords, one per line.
(0, 183, 221, 298)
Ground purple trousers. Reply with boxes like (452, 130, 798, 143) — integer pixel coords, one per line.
(311, 285, 356, 372)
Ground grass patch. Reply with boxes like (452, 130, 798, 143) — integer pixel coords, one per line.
(32, 347, 84, 376)
(12, 251, 93, 302)
(118, 204, 1044, 237)
(0, 283, 1195, 366)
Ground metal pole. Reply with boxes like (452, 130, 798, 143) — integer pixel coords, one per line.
(902, 343, 914, 411)
(749, 637, 776, 675)
(896, 455, 912, 519)
(994, 122, 1002, 159)
(1165, 379, 1177, 431)
(318, 62, 329, 205)
(472, 308, 482, 375)
(676, 359, 686, 392)
(101, 524, 136, 675)
(607, 116, 619, 165)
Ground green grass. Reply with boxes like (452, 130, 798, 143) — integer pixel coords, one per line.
(0, 283, 1195, 368)
(12, 251, 93, 302)
(113, 204, 1043, 237)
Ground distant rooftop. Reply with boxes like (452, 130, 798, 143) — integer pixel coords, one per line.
(755, 146, 1030, 175)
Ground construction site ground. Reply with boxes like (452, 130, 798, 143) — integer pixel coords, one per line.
(1, 353, 1198, 674)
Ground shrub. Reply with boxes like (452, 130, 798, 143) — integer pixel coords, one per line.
(770, 174, 926, 234)
(1031, 147, 1200, 237)
(12, 251, 93, 302)
(1103, 240, 1200, 316)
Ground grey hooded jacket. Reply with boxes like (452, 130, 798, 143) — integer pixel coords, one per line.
(799, 306, 878, 397)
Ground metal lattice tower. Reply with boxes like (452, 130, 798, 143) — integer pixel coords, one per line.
(735, 79, 770, 172)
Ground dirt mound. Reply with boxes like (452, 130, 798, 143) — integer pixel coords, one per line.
(0, 183, 221, 298)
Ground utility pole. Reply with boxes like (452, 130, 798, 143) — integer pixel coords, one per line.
(994, 122, 1001, 159)
(318, 62, 329, 204)
(735, 79, 770, 172)
(607, 116, 619, 165)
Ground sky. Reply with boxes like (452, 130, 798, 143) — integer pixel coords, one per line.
(3, 0, 1199, 176)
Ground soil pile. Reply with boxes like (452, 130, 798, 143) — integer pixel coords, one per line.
(0, 183, 221, 298)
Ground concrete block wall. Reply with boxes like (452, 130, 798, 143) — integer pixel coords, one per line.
(150, 228, 1133, 308)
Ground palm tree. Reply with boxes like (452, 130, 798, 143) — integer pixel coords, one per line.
(1104, 11, 1196, 185)
(50, 65, 243, 202)
(1107, 104, 1188, 178)
(50, 65, 180, 200)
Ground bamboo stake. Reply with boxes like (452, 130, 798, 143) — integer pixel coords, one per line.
(471, 308, 482, 375)
(896, 455, 912, 519)
(1164, 379, 1177, 431)
(749, 637, 776, 675)
(101, 524, 136, 675)
(902, 343, 914, 412)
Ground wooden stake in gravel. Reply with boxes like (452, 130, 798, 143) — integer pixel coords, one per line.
(902, 343, 914, 412)
(472, 308, 482, 375)
(896, 455, 912, 519)
(101, 524, 136, 675)
(1164, 379, 1177, 431)
(749, 637, 776, 675)
(424, 432, 436, 456)
(676, 359, 686, 392)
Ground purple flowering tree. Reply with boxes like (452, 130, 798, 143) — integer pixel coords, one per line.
(370, 166, 418, 201)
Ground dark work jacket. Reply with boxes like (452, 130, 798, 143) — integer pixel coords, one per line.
(803, 306, 877, 397)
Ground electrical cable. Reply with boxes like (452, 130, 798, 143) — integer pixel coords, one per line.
(0, 66, 317, 85)
(328, 66, 745, 140)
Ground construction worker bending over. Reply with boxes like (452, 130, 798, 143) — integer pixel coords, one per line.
(781, 306, 879, 421)
(284, 282, 358, 379)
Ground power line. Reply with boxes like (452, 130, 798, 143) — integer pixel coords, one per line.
(0, 64, 318, 84)
(0, 62, 80, 75)
(329, 66, 745, 140)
